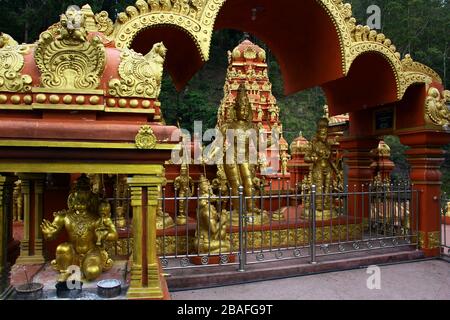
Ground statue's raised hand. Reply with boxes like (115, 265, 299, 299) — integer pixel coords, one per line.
(41, 219, 57, 236)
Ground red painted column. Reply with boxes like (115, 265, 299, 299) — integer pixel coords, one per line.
(399, 131, 450, 257)
(340, 137, 379, 219)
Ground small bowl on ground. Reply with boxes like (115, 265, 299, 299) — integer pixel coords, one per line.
(15, 283, 44, 300)
(97, 279, 121, 299)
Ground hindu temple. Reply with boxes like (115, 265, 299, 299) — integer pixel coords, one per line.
(0, 1, 449, 300)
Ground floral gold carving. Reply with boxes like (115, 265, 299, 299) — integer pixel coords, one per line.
(425, 87, 450, 127)
(95, 11, 114, 36)
(135, 125, 157, 149)
(108, 42, 167, 99)
(0, 34, 32, 92)
(34, 7, 106, 90)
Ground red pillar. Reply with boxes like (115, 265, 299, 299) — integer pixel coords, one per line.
(340, 137, 379, 218)
(399, 131, 450, 257)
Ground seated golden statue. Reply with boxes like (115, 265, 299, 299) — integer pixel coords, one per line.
(41, 174, 118, 282)
(195, 176, 230, 254)
(304, 118, 343, 220)
(206, 84, 270, 226)
(156, 198, 175, 230)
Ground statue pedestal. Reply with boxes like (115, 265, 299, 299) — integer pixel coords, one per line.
(263, 173, 292, 190)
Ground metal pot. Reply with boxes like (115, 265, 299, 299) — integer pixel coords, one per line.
(97, 279, 121, 298)
(15, 283, 44, 300)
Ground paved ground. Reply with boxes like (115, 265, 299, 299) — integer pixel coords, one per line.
(170, 259, 450, 300)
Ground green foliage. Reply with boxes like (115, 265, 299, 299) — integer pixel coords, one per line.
(383, 135, 410, 182)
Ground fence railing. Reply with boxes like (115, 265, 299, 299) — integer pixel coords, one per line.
(155, 182, 419, 270)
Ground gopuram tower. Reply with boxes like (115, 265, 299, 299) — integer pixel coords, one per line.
(217, 39, 286, 179)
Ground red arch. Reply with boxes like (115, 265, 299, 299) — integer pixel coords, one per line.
(323, 52, 398, 116)
(131, 25, 204, 91)
(214, 0, 344, 95)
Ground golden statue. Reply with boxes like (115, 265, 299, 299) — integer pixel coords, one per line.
(59, 5, 87, 42)
(114, 174, 129, 228)
(207, 84, 270, 225)
(281, 151, 291, 175)
(174, 164, 194, 225)
(447, 201, 450, 218)
(13, 180, 23, 222)
(195, 176, 230, 254)
(156, 197, 175, 230)
(304, 118, 342, 220)
(41, 175, 118, 282)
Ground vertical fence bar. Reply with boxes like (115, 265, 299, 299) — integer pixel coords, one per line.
(162, 187, 167, 260)
(174, 187, 178, 258)
(238, 185, 246, 272)
(415, 188, 419, 250)
(310, 185, 317, 264)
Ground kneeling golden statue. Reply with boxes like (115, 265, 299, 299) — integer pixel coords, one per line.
(195, 176, 230, 254)
(41, 174, 118, 282)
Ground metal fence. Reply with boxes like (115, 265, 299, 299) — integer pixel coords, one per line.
(440, 196, 450, 258)
(157, 181, 419, 270)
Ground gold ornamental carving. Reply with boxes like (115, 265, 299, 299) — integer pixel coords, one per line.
(34, 7, 106, 90)
(112, 0, 226, 61)
(108, 42, 167, 99)
(418, 231, 440, 250)
(402, 54, 442, 84)
(425, 87, 450, 127)
(135, 125, 157, 149)
(0, 34, 32, 93)
(95, 11, 114, 36)
(427, 231, 440, 250)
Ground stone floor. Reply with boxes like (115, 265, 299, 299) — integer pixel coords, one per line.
(170, 259, 450, 300)
(10, 260, 130, 300)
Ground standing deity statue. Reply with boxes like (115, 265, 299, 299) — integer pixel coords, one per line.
(41, 174, 118, 282)
(268, 104, 279, 122)
(114, 174, 129, 229)
(281, 151, 291, 175)
(13, 180, 23, 222)
(174, 164, 194, 225)
(257, 105, 264, 121)
(206, 84, 270, 225)
(195, 176, 230, 254)
(304, 118, 343, 220)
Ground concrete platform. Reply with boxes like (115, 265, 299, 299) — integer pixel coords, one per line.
(167, 247, 424, 291)
(170, 259, 450, 300)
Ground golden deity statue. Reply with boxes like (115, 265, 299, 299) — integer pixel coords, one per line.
(13, 180, 23, 222)
(304, 118, 343, 220)
(281, 151, 291, 175)
(207, 84, 270, 225)
(41, 175, 118, 282)
(114, 174, 129, 229)
(195, 176, 230, 254)
(174, 164, 194, 225)
(156, 197, 175, 230)
(59, 5, 87, 42)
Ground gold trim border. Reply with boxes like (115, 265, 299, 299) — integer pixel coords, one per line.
(0, 139, 176, 150)
(0, 162, 164, 175)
